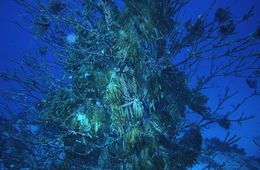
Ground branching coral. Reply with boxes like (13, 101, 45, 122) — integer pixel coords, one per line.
(0, 0, 259, 169)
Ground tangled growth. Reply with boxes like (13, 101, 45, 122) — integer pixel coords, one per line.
(0, 0, 259, 169)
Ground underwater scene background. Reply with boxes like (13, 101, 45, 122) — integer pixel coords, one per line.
(0, 0, 260, 169)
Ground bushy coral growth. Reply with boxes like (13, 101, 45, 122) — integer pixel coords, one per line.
(0, 0, 259, 169)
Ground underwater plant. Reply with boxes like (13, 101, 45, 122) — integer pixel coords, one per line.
(0, 0, 259, 169)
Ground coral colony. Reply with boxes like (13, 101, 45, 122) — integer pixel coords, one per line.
(0, 0, 259, 169)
